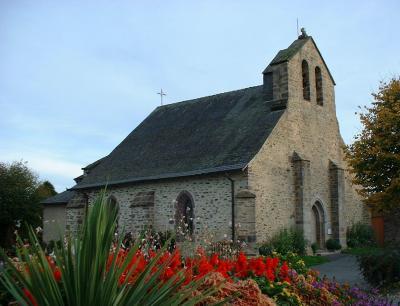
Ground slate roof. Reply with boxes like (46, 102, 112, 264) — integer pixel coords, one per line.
(82, 157, 107, 170)
(72, 85, 285, 189)
(41, 190, 76, 205)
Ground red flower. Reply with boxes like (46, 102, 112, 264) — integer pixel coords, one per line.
(183, 268, 193, 285)
(215, 259, 232, 279)
(265, 268, 275, 282)
(46, 256, 56, 270)
(169, 249, 182, 270)
(198, 256, 213, 277)
(53, 267, 62, 282)
(119, 274, 126, 286)
(234, 252, 249, 278)
(279, 261, 290, 283)
(210, 254, 219, 266)
(248, 257, 266, 277)
(161, 267, 175, 280)
(23, 288, 38, 306)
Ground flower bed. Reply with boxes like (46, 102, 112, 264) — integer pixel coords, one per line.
(39, 248, 390, 305)
(0, 195, 391, 306)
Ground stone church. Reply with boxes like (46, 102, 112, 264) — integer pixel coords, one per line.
(42, 31, 369, 248)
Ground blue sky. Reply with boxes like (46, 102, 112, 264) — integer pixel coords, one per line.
(1, 1, 399, 192)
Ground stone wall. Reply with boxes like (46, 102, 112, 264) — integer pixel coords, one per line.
(235, 189, 256, 242)
(66, 193, 87, 236)
(42, 204, 66, 242)
(67, 173, 247, 242)
(263, 62, 289, 101)
(248, 38, 368, 245)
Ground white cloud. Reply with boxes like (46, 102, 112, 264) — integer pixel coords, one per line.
(28, 157, 82, 179)
(1, 150, 82, 180)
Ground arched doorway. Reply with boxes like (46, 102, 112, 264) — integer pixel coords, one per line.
(175, 192, 194, 240)
(311, 201, 325, 248)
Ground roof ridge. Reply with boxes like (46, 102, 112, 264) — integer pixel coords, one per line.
(156, 84, 262, 109)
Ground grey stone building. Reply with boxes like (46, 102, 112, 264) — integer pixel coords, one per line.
(41, 190, 75, 242)
(43, 32, 370, 248)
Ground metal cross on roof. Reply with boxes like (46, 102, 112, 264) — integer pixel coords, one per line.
(157, 88, 166, 106)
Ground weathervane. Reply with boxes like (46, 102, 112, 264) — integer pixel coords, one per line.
(157, 88, 166, 106)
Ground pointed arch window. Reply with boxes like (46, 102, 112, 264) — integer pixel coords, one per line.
(315, 66, 323, 105)
(302, 60, 310, 101)
(175, 191, 194, 241)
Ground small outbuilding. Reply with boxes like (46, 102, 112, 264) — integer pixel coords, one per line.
(41, 190, 75, 242)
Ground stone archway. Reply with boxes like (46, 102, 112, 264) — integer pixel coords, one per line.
(175, 191, 194, 240)
(311, 201, 325, 248)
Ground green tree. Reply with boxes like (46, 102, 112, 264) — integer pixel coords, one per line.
(345, 77, 400, 212)
(36, 180, 57, 201)
(0, 161, 41, 248)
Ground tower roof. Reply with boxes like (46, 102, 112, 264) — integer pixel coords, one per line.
(263, 36, 336, 85)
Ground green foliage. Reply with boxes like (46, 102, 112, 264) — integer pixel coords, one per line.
(0, 192, 215, 306)
(325, 239, 342, 251)
(275, 252, 308, 275)
(342, 247, 381, 256)
(36, 181, 57, 201)
(357, 246, 400, 287)
(300, 255, 329, 267)
(0, 161, 41, 249)
(311, 242, 318, 255)
(345, 77, 400, 212)
(259, 228, 307, 256)
(0, 271, 14, 306)
(258, 244, 274, 257)
(346, 222, 376, 248)
(254, 276, 301, 305)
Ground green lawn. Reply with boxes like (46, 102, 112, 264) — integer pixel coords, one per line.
(301, 255, 330, 267)
(342, 247, 382, 256)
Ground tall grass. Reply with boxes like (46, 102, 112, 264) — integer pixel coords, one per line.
(0, 191, 217, 305)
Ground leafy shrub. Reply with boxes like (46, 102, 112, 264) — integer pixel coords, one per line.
(358, 246, 400, 287)
(326, 239, 342, 251)
(311, 242, 318, 255)
(258, 244, 274, 257)
(291, 229, 307, 255)
(274, 251, 308, 275)
(347, 222, 376, 248)
(259, 228, 307, 256)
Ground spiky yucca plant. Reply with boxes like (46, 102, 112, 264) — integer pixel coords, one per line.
(0, 192, 219, 305)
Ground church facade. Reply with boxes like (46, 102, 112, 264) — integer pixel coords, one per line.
(43, 32, 369, 248)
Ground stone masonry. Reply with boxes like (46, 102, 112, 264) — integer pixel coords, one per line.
(247, 37, 369, 246)
(68, 173, 247, 242)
